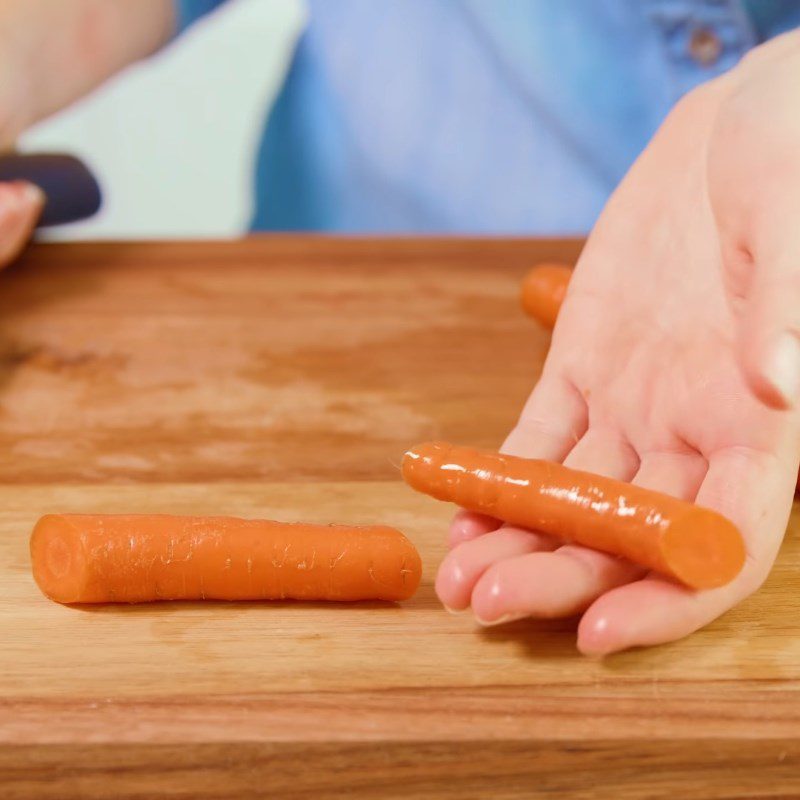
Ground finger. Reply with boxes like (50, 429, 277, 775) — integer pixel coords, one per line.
(563, 427, 640, 480)
(578, 445, 796, 656)
(739, 275, 800, 409)
(734, 172, 800, 408)
(435, 527, 556, 612)
(0, 182, 45, 265)
(632, 451, 708, 500)
(502, 375, 588, 460)
(464, 427, 643, 624)
(450, 375, 587, 548)
(448, 509, 502, 549)
(470, 544, 641, 625)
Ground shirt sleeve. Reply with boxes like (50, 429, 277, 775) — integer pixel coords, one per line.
(174, 0, 230, 35)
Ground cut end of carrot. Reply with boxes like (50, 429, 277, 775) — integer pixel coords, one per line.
(30, 515, 89, 604)
(663, 507, 746, 590)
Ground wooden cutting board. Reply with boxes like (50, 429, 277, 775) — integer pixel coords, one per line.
(1, 239, 798, 800)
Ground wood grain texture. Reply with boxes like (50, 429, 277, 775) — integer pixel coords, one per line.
(5, 741, 800, 800)
(1, 238, 799, 799)
(0, 238, 581, 483)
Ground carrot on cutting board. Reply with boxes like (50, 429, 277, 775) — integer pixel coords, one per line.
(402, 441, 746, 590)
(31, 515, 422, 605)
(520, 263, 572, 329)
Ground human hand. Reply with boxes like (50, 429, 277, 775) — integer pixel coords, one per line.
(0, 0, 177, 269)
(437, 32, 800, 655)
(0, 181, 44, 266)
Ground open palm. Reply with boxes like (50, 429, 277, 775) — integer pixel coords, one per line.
(437, 55, 800, 655)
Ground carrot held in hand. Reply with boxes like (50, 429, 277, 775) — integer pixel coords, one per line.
(402, 442, 746, 590)
(520, 263, 572, 329)
(31, 515, 422, 604)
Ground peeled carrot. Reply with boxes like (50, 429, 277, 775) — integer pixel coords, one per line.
(30, 514, 422, 604)
(520, 263, 572, 329)
(402, 441, 746, 590)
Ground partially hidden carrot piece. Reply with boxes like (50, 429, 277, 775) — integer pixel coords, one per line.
(402, 442, 745, 590)
(520, 263, 573, 329)
(30, 515, 422, 605)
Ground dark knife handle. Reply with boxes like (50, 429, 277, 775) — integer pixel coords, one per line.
(0, 153, 102, 228)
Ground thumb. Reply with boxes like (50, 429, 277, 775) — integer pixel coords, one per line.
(738, 243, 800, 410)
(0, 180, 45, 267)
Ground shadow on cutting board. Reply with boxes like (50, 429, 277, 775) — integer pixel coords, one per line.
(71, 597, 427, 615)
(473, 616, 592, 662)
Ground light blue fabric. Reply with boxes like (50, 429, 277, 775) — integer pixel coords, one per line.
(174, 0, 226, 33)
(175, 0, 800, 234)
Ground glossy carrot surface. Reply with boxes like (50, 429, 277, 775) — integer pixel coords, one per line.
(31, 515, 422, 604)
(520, 263, 572, 329)
(402, 442, 746, 590)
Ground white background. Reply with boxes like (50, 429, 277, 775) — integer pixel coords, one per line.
(20, 0, 304, 239)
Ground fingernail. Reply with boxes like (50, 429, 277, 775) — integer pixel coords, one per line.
(442, 604, 468, 616)
(474, 612, 523, 627)
(765, 332, 800, 406)
(19, 182, 45, 206)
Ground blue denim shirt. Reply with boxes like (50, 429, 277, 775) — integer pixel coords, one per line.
(176, 1, 800, 234)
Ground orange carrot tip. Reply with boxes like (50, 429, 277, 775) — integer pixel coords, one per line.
(402, 441, 745, 590)
(520, 262, 572, 329)
(30, 514, 422, 605)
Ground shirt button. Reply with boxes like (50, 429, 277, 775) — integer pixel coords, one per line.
(689, 28, 722, 66)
